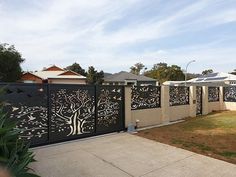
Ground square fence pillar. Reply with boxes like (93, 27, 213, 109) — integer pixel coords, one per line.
(161, 86, 170, 123)
(219, 86, 225, 110)
(189, 86, 196, 117)
(202, 86, 209, 115)
(124, 86, 132, 128)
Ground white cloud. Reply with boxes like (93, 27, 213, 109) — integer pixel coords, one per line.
(0, 0, 235, 73)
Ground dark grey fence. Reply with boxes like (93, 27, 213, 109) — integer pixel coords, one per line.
(131, 86, 161, 110)
(169, 86, 189, 106)
(223, 86, 236, 102)
(0, 84, 125, 147)
(208, 87, 219, 102)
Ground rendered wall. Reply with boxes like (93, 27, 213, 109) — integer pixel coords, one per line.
(169, 105, 190, 121)
(222, 102, 236, 110)
(131, 108, 162, 127)
(208, 102, 220, 113)
(21, 73, 43, 83)
(124, 85, 236, 129)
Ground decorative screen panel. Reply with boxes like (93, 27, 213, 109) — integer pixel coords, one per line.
(208, 87, 219, 102)
(196, 86, 202, 115)
(49, 85, 95, 142)
(96, 86, 124, 133)
(169, 86, 189, 106)
(224, 86, 236, 102)
(131, 86, 161, 110)
(0, 84, 48, 146)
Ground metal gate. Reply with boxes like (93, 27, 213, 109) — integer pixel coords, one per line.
(196, 86, 202, 115)
(0, 84, 125, 147)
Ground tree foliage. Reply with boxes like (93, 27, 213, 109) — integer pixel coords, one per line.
(145, 62, 185, 84)
(186, 73, 200, 80)
(65, 62, 86, 76)
(0, 44, 24, 82)
(130, 63, 145, 75)
(86, 66, 104, 85)
(229, 69, 236, 75)
(202, 69, 213, 75)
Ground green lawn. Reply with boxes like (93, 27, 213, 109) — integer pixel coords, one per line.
(137, 111, 236, 164)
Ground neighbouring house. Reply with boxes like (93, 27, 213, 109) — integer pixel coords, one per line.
(103, 71, 158, 86)
(21, 65, 87, 84)
(163, 72, 236, 86)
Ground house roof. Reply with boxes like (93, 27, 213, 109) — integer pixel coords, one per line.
(43, 65, 64, 71)
(163, 72, 236, 86)
(22, 65, 86, 80)
(48, 75, 86, 79)
(188, 72, 236, 82)
(104, 71, 156, 82)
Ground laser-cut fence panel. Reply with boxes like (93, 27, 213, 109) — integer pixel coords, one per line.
(131, 86, 161, 110)
(196, 86, 202, 115)
(0, 84, 48, 146)
(169, 86, 189, 106)
(96, 86, 124, 134)
(208, 87, 219, 102)
(223, 86, 236, 102)
(49, 85, 95, 142)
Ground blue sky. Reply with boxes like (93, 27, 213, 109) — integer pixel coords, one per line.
(0, 0, 236, 73)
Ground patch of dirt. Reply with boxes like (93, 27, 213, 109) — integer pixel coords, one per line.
(193, 128, 236, 135)
(136, 112, 236, 164)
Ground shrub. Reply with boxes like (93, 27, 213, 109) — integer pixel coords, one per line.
(0, 91, 39, 177)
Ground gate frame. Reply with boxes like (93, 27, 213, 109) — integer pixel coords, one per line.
(0, 83, 126, 148)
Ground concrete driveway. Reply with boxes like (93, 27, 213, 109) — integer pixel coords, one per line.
(31, 133, 236, 177)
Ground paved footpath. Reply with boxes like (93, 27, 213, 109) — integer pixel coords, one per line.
(31, 133, 236, 177)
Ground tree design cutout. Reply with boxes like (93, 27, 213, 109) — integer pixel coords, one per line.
(8, 105, 48, 140)
(131, 86, 161, 110)
(97, 88, 122, 127)
(51, 89, 95, 136)
(169, 86, 189, 106)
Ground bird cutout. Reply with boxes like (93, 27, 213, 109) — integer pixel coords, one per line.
(12, 107, 19, 112)
(117, 97, 122, 101)
(112, 89, 116, 92)
(28, 115, 36, 121)
(117, 89, 121, 93)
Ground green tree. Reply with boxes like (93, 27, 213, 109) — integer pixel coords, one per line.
(186, 73, 200, 80)
(145, 62, 185, 84)
(65, 62, 86, 76)
(0, 43, 24, 82)
(202, 69, 213, 75)
(130, 62, 145, 75)
(86, 66, 104, 84)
